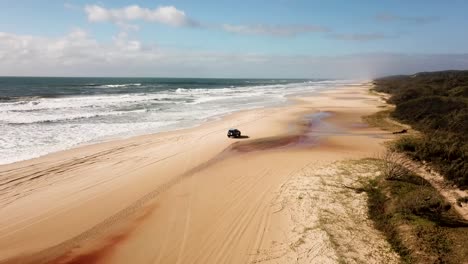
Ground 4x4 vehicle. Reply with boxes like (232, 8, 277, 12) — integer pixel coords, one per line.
(227, 128, 241, 138)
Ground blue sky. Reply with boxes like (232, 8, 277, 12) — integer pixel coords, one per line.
(1, 0, 468, 78)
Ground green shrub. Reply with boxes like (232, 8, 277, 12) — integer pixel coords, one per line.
(374, 70, 468, 188)
(392, 96, 467, 134)
(392, 136, 420, 153)
(364, 166, 468, 263)
(448, 86, 468, 97)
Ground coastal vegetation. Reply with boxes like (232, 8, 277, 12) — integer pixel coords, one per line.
(361, 70, 468, 263)
(363, 155, 468, 263)
(373, 70, 468, 188)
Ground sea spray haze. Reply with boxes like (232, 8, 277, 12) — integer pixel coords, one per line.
(0, 77, 353, 164)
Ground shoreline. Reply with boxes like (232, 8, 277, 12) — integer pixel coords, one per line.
(0, 82, 399, 263)
(0, 83, 344, 167)
(0, 79, 354, 166)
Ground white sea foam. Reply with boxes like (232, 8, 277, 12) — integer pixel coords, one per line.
(95, 83, 142, 88)
(0, 80, 354, 165)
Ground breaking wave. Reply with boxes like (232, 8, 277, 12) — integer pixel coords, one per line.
(0, 78, 356, 164)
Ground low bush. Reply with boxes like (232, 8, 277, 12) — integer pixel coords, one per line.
(392, 136, 420, 153)
(373, 70, 468, 188)
(364, 162, 468, 263)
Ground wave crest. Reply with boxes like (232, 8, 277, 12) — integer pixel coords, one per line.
(94, 83, 142, 88)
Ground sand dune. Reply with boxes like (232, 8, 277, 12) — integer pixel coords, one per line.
(0, 84, 399, 264)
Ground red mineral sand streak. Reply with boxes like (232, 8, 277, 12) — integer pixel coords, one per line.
(1, 206, 156, 264)
(53, 206, 155, 264)
(223, 111, 331, 153)
(0, 112, 352, 264)
(52, 233, 129, 264)
(53, 112, 333, 264)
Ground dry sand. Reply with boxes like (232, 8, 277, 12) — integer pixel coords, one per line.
(0, 84, 400, 264)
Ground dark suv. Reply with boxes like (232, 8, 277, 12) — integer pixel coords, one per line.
(227, 128, 241, 138)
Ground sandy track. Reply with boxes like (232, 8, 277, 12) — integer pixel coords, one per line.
(0, 84, 400, 263)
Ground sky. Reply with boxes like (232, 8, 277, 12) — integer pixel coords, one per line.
(1, 0, 468, 78)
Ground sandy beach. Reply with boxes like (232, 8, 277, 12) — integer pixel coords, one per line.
(0, 84, 400, 264)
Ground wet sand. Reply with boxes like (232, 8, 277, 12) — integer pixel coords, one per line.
(0, 83, 399, 264)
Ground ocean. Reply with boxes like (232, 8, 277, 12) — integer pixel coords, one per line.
(0, 77, 352, 165)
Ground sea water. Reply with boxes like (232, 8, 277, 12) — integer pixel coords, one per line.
(0, 77, 353, 164)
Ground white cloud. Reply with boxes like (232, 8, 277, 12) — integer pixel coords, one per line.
(84, 4, 197, 27)
(1, 31, 468, 78)
(222, 24, 329, 37)
(82, 4, 329, 37)
(0, 29, 154, 68)
(113, 32, 142, 52)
